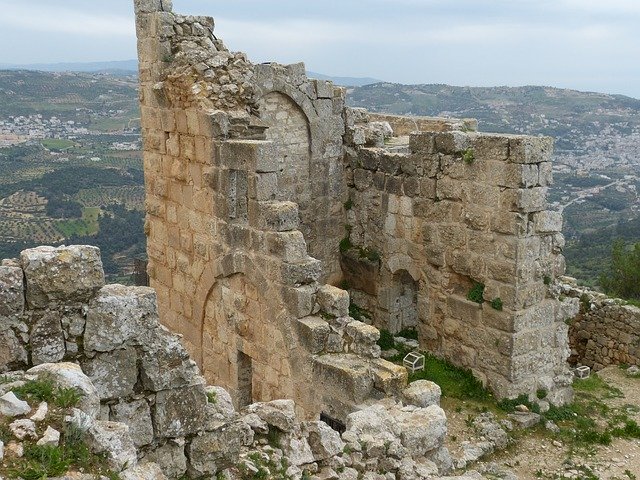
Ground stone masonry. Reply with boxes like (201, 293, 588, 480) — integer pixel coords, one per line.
(0, 245, 464, 479)
(557, 277, 640, 370)
(134, 0, 576, 408)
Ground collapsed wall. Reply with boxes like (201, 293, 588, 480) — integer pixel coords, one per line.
(0, 245, 458, 479)
(134, 0, 575, 406)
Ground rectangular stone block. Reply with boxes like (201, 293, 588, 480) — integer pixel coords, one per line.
(317, 285, 350, 318)
(502, 187, 548, 213)
(512, 301, 555, 331)
(219, 140, 276, 172)
(533, 210, 562, 233)
(447, 295, 482, 324)
(254, 172, 278, 201)
(266, 231, 308, 263)
(508, 136, 554, 164)
(154, 384, 207, 437)
(297, 316, 330, 354)
(0, 266, 24, 317)
(257, 201, 299, 232)
(281, 258, 322, 286)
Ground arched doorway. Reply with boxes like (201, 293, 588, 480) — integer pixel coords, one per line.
(258, 91, 312, 235)
(381, 270, 419, 333)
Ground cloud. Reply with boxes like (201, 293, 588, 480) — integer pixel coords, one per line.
(0, 1, 134, 37)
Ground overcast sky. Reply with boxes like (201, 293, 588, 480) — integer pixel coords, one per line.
(1, 0, 638, 98)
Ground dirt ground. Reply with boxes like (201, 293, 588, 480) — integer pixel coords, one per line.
(443, 367, 640, 479)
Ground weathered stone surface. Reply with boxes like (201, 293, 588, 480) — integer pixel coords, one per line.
(37, 426, 61, 446)
(204, 386, 236, 425)
(30, 402, 48, 422)
(305, 421, 345, 461)
(143, 441, 187, 479)
(154, 384, 207, 437)
(297, 316, 330, 354)
(0, 392, 30, 417)
(188, 421, 254, 475)
(83, 347, 138, 400)
(403, 380, 442, 408)
(140, 328, 201, 390)
(10, 418, 37, 440)
(317, 285, 350, 318)
(246, 399, 296, 432)
(111, 400, 154, 447)
(84, 285, 159, 353)
(30, 312, 66, 365)
(28, 362, 100, 419)
(20, 245, 105, 308)
(0, 266, 24, 317)
(121, 463, 168, 480)
(0, 329, 27, 371)
(86, 421, 138, 471)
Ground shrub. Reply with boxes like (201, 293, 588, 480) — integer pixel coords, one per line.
(490, 298, 503, 311)
(377, 329, 395, 351)
(467, 282, 485, 304)
(462, 149, 475, 164)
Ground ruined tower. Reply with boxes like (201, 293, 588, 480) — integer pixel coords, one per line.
(134, 0, 577, 417)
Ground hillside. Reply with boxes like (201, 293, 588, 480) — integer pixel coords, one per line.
(348, 83, 640, 285)
(0, 70, 144, 281)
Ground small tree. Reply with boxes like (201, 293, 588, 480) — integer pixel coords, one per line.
(600, 240, 640, 300)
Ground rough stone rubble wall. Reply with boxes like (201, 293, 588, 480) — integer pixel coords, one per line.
(559, 278, 640, 370)
(134, 0, 405, 420)
(342, 109, 578, 401)
(0, 245, 458, 480)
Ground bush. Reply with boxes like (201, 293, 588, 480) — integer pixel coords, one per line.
(467, 282, 485, 304)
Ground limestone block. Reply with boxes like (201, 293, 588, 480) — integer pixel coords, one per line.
(305, 421, 345, 461)
(281, 431, 315, 466)
(281, 257, 322, 286)
(154, 384, 207, 437)
(266, 231, 308, 263)
(398, 405, 447, 456)
(471, 134, 509, 161)
(508, 136, 554, 164)
(0, 266, 24, 317)
(503, 187, 548, 213)
(354, 169, 373, 191)
(403, 380, 442, 408)
(30, 312, 65, 366)
(204, 386, 236, 427)
(314, 354, 374, 404)
(83, 347, 138, 400)
(371, 358, 408, 395)
(434, 131, 471, 155)
(86, 421, 138, 471)
(0, 392, 31, 417)
(255, 172, 278, 200)
(28, 363, 100, 420)
(187, 421, 254, 475)
(36, 426, 61, 447)
(314, 79, 334, 99)
(84, 285, 159, 353)
(10, 418, 37, 440)
(120, 463, 168, 480)
(246, 399, 297, 432)
(0, 329, 27, 371)
(143, 441, 187, 479)
(140, 328, 201, 391)
(111, 400, 154, 448)
(317, 285, 350, 318)
(297, 317, 330, 354)
(533, 210, 563, 233)
(283, 285, 316, 318)
(220, 140, 277, 172)
(346, 321, 381, 358)
(258, 201, 300, 232)
(20, 245, 105, 308)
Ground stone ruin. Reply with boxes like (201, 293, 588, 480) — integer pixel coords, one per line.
(0, 245, 464, 479)
(134, 0, 579, 420)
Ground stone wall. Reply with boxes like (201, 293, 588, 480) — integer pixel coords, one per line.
(0, 245, 463, 480)
(134, 0, 398, 418)
(559, 278, 640, 370)
(134, 0, 575, 404)
(342, 109, 577, 402)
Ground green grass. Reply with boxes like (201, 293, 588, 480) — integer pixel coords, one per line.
(56, 206, 100, 237)
(467, 282, 485, 304)
(41, 138, 75, 151)
(410, 352, 493, 402)
(377, 329, 395, 351)
(13, 377, 82, 409)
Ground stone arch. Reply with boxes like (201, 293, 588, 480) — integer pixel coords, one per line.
(195, 256, 294, 409)
(258, 91, 313, 235)
(380, 269, 419, 334)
